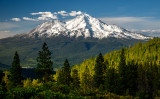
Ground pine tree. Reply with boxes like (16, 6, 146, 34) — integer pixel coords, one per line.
(125, 60, 138, 95)
(104, 68, 118, 93)
(57, 69, 65, 85)
(118, 48, 126, 77)
(81, 66, 92, 94)
(57, 59, 71, 86)
(10, 51, 22, 87)
(36, 42, 53, 82)
(94, 53, 105, 88)
(72, 69, 80, 88)
(118, 48, 127, 94)
(63, 59, 71, 86)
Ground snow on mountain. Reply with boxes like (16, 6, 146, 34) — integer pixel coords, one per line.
(25, 13, 151, 39)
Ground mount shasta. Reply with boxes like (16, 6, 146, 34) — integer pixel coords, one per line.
(0, 13, 151, 68)
(20, 13, 149, 39)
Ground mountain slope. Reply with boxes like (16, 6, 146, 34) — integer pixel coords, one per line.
(72, 37, 160, 79)
(0, 37, 144, 68)
(21, 13, 150, 39)
(0, 13, 151, 68)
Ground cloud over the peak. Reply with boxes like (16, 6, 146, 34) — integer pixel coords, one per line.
(69, 11, 82, 16)
(11, 18, 21, 21)
(31, 11, 58, 20)
(58, 11, 68, 16)
(10, 11, 83, 22)
(57, 11, 82, 16)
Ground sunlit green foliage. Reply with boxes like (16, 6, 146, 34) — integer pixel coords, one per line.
(2, 38, 160, 98)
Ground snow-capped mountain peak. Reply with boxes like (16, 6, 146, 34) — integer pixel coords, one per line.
(26, 13, 151, 39)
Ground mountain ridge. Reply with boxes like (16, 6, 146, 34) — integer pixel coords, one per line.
(19, 13, 151, 40)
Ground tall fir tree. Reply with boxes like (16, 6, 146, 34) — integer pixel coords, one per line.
(72, 69, 80, 89)
(125, 60, 138, 95)
(118, 48, 126, 77)
(94, 53, 105, 88)
(81, 66, 93, 94)
(36, 42, 53, 82)
(57, 69, 65, 85)
(63, 59, 71, 86)
(10, 51, 22, 87)
(57, 59, 71, 86)
(118, 47, 127, 94)
(104, 68, 118, 94)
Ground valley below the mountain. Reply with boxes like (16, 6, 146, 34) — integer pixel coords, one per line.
(0, 36, 144, 68)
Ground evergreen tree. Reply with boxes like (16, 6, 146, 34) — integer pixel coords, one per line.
(57, 59, 71, 86)
(10, 51, 22, 87)
(81, 66, 92, 94)
(36, 42, 53, 82)
(118, 48, 126, 77)
(63, 59, 71, 86)
(118, 48, 127, 94)
(125, 60, 138, 95)
(104, 68, 118, 94)
(94, 53, 105, 88)
(72, 69, 80, 89)
(57, 69, 65, 85)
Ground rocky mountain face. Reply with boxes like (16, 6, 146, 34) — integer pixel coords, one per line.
(20, 13, 150, 40)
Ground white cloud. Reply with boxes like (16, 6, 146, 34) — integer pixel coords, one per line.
(31, 12, 58, 20)
(11, 18, 21, 21)
(15, 11, 83, 22)
(57, 11, 68, 16)
(54, 12, 57, 14)
(23, 17, 37, 21)
(58, 11, 67, 14)
(69, 11, 82, 16)
(31, 12, 51, 15)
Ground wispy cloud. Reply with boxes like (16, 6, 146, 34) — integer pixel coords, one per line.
(10, 11, 83, 22)
(99, 17, 160, 37)
(0, 21, 42, 38)
(0, 22, 19, 30)
(0, 30, 14, 39)
(31, 12, 58, 20)
(99, 17, 152, 23)
(11, 18, 21, 21)
(69, 11, 82, 16)
(23, 17, 37, 21)
(58, 11, 68, 16)
(99, 17, 160, 30)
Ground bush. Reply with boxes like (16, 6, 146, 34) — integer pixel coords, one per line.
(50, 84, 70, 94)
(33, 90, 83, 99)
(0, 85, 6, 99)
(6, 87, 37, 99)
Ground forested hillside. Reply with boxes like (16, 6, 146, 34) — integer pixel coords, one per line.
(64, 37, 160, 98)
(1, 37, 160, 99)
(71, 37, 160, 78)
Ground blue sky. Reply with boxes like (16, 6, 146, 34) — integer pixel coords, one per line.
(0, 0, 160, 38)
